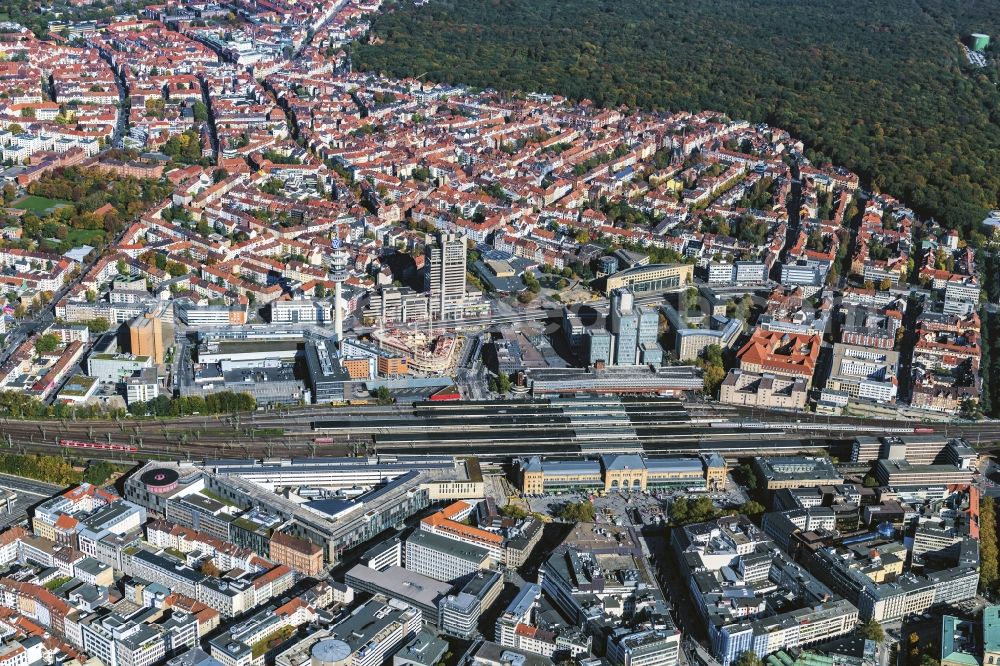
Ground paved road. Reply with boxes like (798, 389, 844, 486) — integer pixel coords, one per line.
(0, 472, 62, 497)
(0, 472, 62, 527)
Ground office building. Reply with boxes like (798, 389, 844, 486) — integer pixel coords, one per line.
(606, 628, 681, 666)
(752, 457, 844, 490)
(603, 263, 693, 295)
(713, 600, 859, 666)
(496, 584, 541, 648)
(984, 606, 1000, 666)
(345, 564, 451, 624)
(487, 329, 524, 376)
(825, 344, 899, 403)
(125, 457, 482, 565)
(88, 353, 153, 383)
(405, 529, 493, 583)
(175, 301, 248, 326)
(275, 596, 421, 666)
(470, 642, 554, 666)
(562, 307, 612, 366)
(719, 369, 808, 410)
(81, 615, 165, 666)
(361, 537, 403, 571)
(761, 507, 837, 551)
(940, 615, 979, 666)
(736, 329, 821, 387)
(304, 338, 349, 403)
(418, 500, 542, 568)
(661, 301, 743, 362)
(126, 367, 159, 404)
(128, 314, 165, 365)
(609, 289, 661, 365)
(943, 278, 981, 317)
(270, 293, 332, 324)
(850, 435, 969, 466)
(805, 512, 980, 623)
(874, 460, 974, 487)
(438, 570, 504, 638)
(780, 259, 830, 293)
(393, 631, 449, 666)
(425, 232, 468, 320)
(270, 531, 324, 576)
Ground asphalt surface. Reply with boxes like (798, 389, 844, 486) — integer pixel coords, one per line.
(0, 472, 62, 527)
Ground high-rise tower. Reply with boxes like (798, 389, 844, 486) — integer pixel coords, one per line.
(330, 238, 349, 342)
(424, 232, 467, 321)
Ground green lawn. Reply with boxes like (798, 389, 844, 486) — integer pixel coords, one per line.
(43, 576, 71, 591)
(65, 228, 106, 245)
(11, 195, 73, 215)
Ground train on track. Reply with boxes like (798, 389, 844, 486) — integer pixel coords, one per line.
(59, 439, 138, 453)
(709, 421, 933, 435)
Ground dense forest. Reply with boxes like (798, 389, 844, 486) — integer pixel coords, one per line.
(354, 0, 1000, 236)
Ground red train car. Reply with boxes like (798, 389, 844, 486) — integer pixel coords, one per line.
(59, 439, 138, 453)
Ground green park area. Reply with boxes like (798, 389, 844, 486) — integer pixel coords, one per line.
(10, 195, 73, 215)
(65, 228, 106, 245)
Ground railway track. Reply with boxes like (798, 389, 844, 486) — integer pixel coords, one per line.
(1, 397, 997, 465)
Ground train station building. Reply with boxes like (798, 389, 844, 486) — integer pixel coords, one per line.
(516, 453, 728, 495)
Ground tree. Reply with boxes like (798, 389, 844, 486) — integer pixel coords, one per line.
(85, 318, 111, 334)
(353, 0, 1000, 239)
(373, 386, 395, 405)
(980, 496, 998, 590)
(496, 372, 512, 393)
(261, 179, 284, 195)
(200, 559, 222, 577)
(117, 259, 129, 276)
(192, 100, 209, 122)
(729, 294, 753, 323)
(734, 651, 763, 666)
(806, 229, 824, 251)
(700, 344, 726, 395)
(684, 287, 700, 312)
(740, 500, 766, 519)
(0, 452, 81, 485)
(703, 363, 726, 395)
(733, 463, 757, 490)
(860, 619, 885, 643)
(500, 504, 529, 519)
(0, 183, 15, 205)
(84, 461, 118, 485)
(670, 495, 718, 525)
(162, 129, 204, 165)
(558, 500, 596, 522)
(34, 333, 60, 354)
